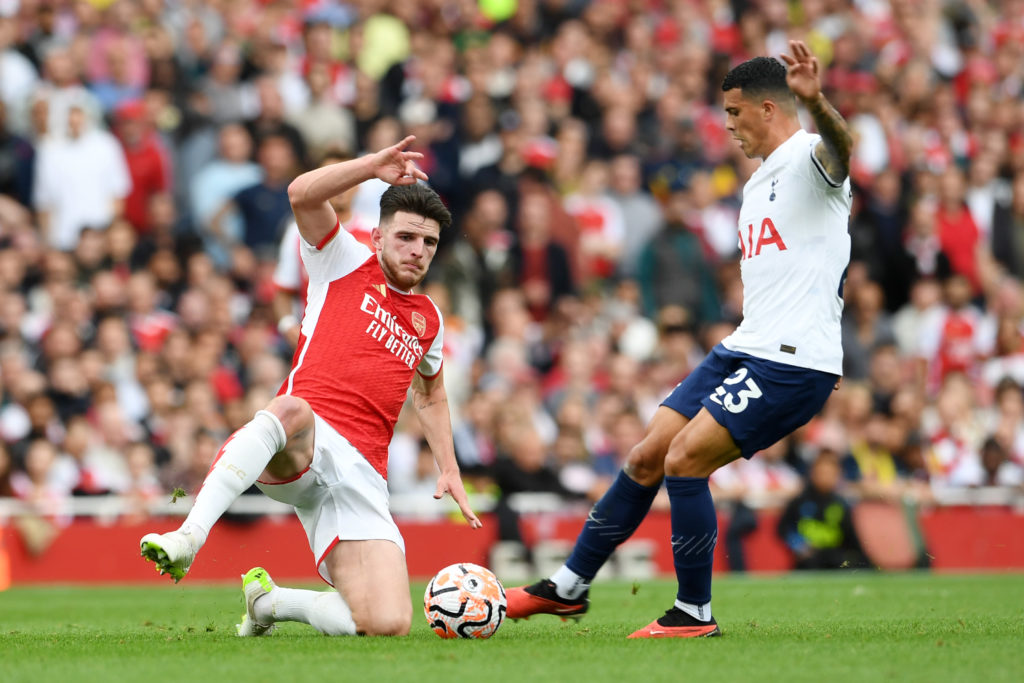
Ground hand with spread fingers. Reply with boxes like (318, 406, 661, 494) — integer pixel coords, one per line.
(780, 40, 822, 103)
(371, 135, 429, 186)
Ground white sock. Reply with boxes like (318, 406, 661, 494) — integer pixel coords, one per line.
(172, 525, 207, 553)
(257, 587, 356, 636)
(181, 410, 286, 542)
(550, 565, 590, 600)
(675, 599, 712, 622)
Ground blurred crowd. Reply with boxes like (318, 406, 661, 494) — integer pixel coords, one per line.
(1, 0, 1024, 541)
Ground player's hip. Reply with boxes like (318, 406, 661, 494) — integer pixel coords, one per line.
(721, 327, 843, 375)
(662, 344, 837, 457)
(255, 412, 388, 507)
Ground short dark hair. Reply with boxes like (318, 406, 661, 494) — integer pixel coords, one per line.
(722, 56, 794, 107)
(379, 184, 452, 231)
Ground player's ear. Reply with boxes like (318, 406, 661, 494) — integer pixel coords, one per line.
(371, 226, 383, 250)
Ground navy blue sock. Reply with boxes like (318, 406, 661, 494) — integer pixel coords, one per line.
(665, 476, 717, 605)
(565, 470, 660, 579)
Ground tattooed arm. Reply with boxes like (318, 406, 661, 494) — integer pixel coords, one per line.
(781, 40, 852, 184)
(804, 92, 853, 184)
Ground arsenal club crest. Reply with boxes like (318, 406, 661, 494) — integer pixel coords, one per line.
(412, 312, 426, 336)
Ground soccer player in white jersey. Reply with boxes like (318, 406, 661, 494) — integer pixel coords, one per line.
(506, 40, 853, 638)
(139, 136, 482, 637)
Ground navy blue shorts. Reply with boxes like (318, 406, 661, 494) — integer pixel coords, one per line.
(661, 344, 838, 459)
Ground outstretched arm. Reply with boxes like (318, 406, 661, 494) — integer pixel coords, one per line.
(287, 135, 429, 246)
(410, 369, 483, 529)
(781, 40, 852, 184)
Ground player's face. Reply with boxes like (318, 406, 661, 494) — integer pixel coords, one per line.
(373, 210, 441, 291)
(723, 88, 768, 159)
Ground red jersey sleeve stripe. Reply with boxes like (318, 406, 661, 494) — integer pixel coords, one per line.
(315, 220, 341, 250)
(257, 465, 311, 486)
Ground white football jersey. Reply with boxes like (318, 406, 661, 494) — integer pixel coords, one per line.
(721, 129, 852, 375)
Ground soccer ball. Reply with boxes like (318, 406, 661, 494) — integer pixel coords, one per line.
(423, 562, 507, 639)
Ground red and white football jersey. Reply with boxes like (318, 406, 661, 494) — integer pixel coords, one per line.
(279, 221, 444, 478)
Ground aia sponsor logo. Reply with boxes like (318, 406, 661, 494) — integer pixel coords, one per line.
(738, 217, 788, 260)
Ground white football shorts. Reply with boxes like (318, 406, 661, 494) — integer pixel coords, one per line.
(255, 412, 405, 585)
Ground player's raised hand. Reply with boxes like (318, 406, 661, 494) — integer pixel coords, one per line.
(434, 470, 483, 529)
(370, 135, 429, 186)
(780, 40, 822, 103)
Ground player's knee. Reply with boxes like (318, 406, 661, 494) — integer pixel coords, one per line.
(348, 589, 412, 636)
(356, 610, 411, 636)
(264, 395, 313, 438)
(623, 441, 665, 486)
(664, 442, 711, 478)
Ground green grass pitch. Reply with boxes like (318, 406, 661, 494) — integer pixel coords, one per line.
(2, 573, 1022, 683)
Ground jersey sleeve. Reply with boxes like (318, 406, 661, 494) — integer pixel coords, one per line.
(416, 305, 445, 379)
(300, 219, 373, 284)
(802, 135, 845, 190)
(272, 222, 302, 291)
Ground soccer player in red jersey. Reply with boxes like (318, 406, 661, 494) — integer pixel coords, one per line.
(140, 136, 481, 637)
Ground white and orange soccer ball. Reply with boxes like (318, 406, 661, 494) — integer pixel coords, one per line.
(423, 563, 507, 639)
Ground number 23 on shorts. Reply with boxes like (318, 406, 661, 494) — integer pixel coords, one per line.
(708, 368, 763, 414)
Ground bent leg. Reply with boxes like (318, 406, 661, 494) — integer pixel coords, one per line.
(506, 408, 691, 618)
(560, 407, 689, 588)
(241, 565, 356, 636)
(257, 395, 316, 483)
(183, 395, 315, 538)
(622, 405, 691, 486)
(142, 397, 318, 582)
(664, 408, 742, 478)
(325, 539, 412, 636)
(663, 409, 742, 619)
(250, 539, 408, 637)
(256, 586, 357, 636)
